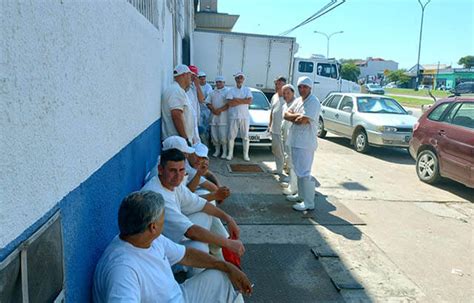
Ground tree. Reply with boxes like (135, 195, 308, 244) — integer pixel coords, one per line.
(340, 63, 360, 82)
(458, 56, 474, 68)
(386, 69, 411, 86)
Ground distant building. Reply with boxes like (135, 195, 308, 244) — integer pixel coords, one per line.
(406, 63, 455, 88)
(355, 57, 399, 83)
(435, 68, 474, 89)
(195, 0, 239, 32)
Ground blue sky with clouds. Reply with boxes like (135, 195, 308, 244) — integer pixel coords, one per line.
(218, 0, 473, 69)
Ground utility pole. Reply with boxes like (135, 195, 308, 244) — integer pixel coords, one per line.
(314, 30, 344, 58)
(414, 0, 431, 91)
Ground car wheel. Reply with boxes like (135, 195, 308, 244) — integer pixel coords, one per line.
(354, 129, 369, 153)
(317, 118, 327, 138)
(416, 150, 440, 184)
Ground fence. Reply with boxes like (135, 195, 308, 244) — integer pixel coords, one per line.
(127, 0, 160, 29)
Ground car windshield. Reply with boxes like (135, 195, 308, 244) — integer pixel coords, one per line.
(368, 84, 381, 89)
(250, 92, 270, 110)
(357, 97, 407, 114)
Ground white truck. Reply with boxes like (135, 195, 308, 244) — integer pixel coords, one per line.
(193, 29, 360, 101)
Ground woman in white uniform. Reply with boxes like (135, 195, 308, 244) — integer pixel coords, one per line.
(284, 76, 321, 211)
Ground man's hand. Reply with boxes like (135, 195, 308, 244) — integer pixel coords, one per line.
(226, 238, 245, 256)
(214, 186, 230, 201)
(225, 263, 253, 296)
(227, 217, 240, 239)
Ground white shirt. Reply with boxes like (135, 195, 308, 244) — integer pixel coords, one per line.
(200, 83, 213, 99)
(288, 94, 321, 151)
(142, 176, 207, 243)
(185, 160, 207, 186)
(186, 84, 200, 121)
(270, 93, 285, 135)
(226, 86, 252, 120)
(281, 98, 295, 145)
(93, 235, 186, 303)
(207, 87, 229, 125)
(162, 82, 195, 142)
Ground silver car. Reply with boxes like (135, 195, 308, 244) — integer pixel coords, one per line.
(318, 93, 418, 153)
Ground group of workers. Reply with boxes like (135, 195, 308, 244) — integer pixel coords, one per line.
(92, 64, 321, 302)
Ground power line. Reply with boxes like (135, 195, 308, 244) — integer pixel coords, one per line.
(279, 0, 346, 36)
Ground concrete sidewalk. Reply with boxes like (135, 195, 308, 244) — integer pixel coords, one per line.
(210, 142, 472, 303)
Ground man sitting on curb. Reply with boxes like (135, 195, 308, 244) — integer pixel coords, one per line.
(142, 149, 244, 275)
(93, 190, 252, 302)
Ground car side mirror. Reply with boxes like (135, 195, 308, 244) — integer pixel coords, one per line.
(342, 106, 352, 113)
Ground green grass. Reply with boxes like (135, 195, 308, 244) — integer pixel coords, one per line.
(390, 95, 434, 107)
(385, 88, 449, 98)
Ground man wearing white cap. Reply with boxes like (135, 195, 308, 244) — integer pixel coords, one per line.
(226, 72, 253, 161)
(162, 64, 195, 144)
(207, 76, 229, 158)
(283, 76, 321, 211)
(198, 71, 213, 145)
(142, 149, 244, 276)
(187, 65, 205, 144)
(268, 76, 287, 177)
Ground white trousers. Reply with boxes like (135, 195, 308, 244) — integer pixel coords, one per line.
(283, 143, 293, 169)
(271, 134, 285, 173)
(211, 125, 228, 145)
(180, 269, 243, 303)
(291, 147, 315, 178)
(228, 119, 249, 141)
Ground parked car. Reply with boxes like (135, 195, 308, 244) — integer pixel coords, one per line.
(365, 83, 385, 95)
(318, 93, 418, 153)
(384, 82, 398, 88)
(418, 84, 432, 90)
(409, 97, 474, 188)
(235, 87, 272, 147)
(450, 81, 474, 95)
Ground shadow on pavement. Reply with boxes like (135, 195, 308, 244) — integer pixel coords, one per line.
(429, 179, 474, 202)
(323, 136, 415, 166)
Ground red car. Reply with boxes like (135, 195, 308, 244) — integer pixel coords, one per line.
(409, 96, 474, 188)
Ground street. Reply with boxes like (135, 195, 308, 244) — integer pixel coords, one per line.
(218, 135, 473, 302)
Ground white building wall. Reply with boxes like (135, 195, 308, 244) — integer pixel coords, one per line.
(0, 0, 180, 249)
(360, 60, 399, 78)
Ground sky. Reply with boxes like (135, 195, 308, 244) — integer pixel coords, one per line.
(218, 0, 474, 69)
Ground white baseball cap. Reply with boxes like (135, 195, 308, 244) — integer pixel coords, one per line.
(162, 136, 195, 153)
(215, 75, 225, 82)
(198, 71, 206, 77)
(233, 71, 245, 78)
(173, 64, 192, 77)
(193, 143, 209, 158)
(297, 76, 313, 88)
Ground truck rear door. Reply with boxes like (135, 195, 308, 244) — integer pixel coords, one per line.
(313, 62, 340, 101)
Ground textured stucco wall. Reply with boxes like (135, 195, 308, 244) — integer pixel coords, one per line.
(360, 60, 399, 78)
(0, 1, 175, 249)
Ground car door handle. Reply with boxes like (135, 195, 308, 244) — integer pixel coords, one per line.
(438, 130, 446, 136)
(314, 81, 320, 84)
(335, 113, 339, 118)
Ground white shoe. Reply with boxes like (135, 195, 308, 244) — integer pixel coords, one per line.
(283, 186, 297, 195)
(292, 201, 314, 211)
(243, 139, 250, 161)
(226, 140, 234, 161)
(220, 143, 228, 159)
(286, 193, 302, 202)
(212, 144, 220, 158)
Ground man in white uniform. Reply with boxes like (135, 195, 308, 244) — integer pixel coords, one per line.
(207, 75, 229, 158)
(226, 72, 253, 161)
(93, 190, 252, 302)
(268, 76, 287, 177)
(162, 64, 195, 145)
(142, 149, 245, 269)
(198, 71, 213, 146)
(280, 84, 297, 196)
(284, 76, 321, 211)
(186, 65, 205, 144)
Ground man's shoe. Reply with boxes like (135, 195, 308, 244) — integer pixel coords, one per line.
(292, 202, 314, 211)
(286, 193, 302, 202)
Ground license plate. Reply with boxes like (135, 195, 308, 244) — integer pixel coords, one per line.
(249, 135, 260, 142)
(405, 135, 411, 143)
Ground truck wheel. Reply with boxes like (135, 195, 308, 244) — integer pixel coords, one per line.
(354, 129, 369, 153)
(317, 118, 327, 138)
(416, 150, 440, 184)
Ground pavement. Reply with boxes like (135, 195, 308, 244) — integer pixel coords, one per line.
(210, 137, 473, 302)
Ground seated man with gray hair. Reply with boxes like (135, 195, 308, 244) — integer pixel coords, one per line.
(93, 191, 252, 302)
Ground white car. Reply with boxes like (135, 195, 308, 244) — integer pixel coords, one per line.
(235, 87, 272, 147)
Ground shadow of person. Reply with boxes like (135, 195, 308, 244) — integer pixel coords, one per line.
(307, 190, 363, 241)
